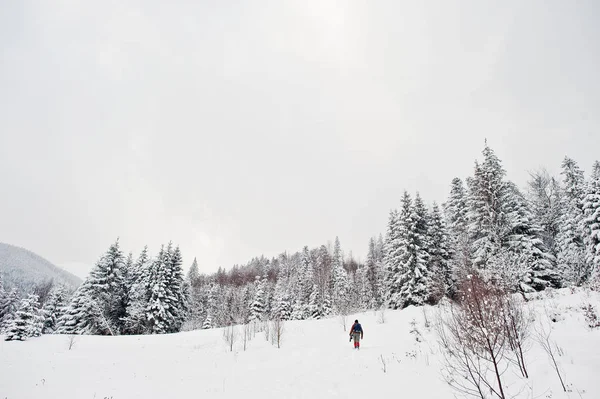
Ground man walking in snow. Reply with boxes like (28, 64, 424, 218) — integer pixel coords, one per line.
(349, 319, 363, 349)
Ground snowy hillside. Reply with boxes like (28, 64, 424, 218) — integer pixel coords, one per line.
(1, 288, 598, 399)
(0, 243, 82, 292)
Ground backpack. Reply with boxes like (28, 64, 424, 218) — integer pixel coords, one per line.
(353, 323, 362, 333)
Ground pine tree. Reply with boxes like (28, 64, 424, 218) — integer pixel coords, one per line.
(527, 170, 563, 255)
(583, 161, 600, 283)
(385, 197, 407, 309)
(0, 282, 20, 332)
(504, 182, 559, 290)
(397, 193, 432, 307)
(0, 276, 5, 311)
(185, 258, 204, 330)
(146, 246, 171, 334)
(331, 238, 350, 314)
(144, 243, 188, 334)
(5, 294, 44, 341)
(57, 280, 110, 335)
(57, 241, 125, 335)
(123, 247, 150, 334)
(188, 258, 200, 286)
(365, 237, 382, 308)
(250, 276, 266, 321)
(308, 283, 323, 319)
(272, 278, 292, 321)
(375, 234, 385, 263)
(467, 146, 509, 268)
(202, 313, 213, 329)
(444, 177, 472, 288)
(556, 157, 587, 285)
(167, 245, 187, 331)
(322, 291, 333, 317)
(429, 203, 452, 300)
(354, 265, 370, 310)
(41, 286, 69, 334)
(87, 239, 126, 333)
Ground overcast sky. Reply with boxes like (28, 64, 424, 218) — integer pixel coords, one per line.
(1, 1, 599, 278)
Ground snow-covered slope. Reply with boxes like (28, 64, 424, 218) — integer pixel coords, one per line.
(1, 289, 599, 399)
(0, 243, 82, 291)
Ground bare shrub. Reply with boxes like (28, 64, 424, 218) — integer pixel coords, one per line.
(501, 295, 532, 378)
(270, 318, 285, 349)
(379, 354, 387, 373)
(67, 335, 77, 350)
(422, 306, 431, 329)
(534, 321, 567, 392)
(436, 274, 511, 399)
(223, 324, 237, 352)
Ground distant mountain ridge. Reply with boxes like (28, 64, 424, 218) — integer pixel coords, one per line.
(0, 243, 82, 292)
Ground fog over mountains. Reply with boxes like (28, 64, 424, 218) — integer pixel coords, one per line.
(0, 243, 81, 292)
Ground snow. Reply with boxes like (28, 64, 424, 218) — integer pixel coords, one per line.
(1, 289, 599, 399)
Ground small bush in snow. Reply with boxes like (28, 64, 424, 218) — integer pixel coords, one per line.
(582, 304, 600, 329)
(67, 335, 77, 350)
(409, 319, 422, 342)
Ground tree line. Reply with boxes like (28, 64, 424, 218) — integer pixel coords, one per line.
(2, 144, 599, 339)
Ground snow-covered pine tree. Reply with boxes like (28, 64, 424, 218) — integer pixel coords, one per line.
(4, 294, 44, 341)
(202, 313, 213, 329)
(467, 145, 509, 269)
(365, 237, 382, 309)
(331, 238, 350, 314)
(375, 234, 385, 263)
(354, 264, 370, 311)
(322, 291, 333, 317)
(314, 245, 332, 305)
(250, 276, 266, 321)
(583, 161, 600, 284)
(556, 157, 587, 285)
(184, 258, 204, 330)
(504, 182, 559, 290)
(0, 276, 5, 310)
(271, 278, 292, 321)
(444, 177, 471, 291)
(0, 277, 20, 332)
(57, 241, 126, 335)
(41, 285, 69, 334)
(123, 247, 150, 334)
(145, 243, 188, 334)
(188, 258, 200, 286)
(87, 239, 127, 333)
(146, 245, 171, 334)
(384, 202, 405, 309)
(396, 193, 432, 307)
(527, 170, 563, 256)
(308, 283, 323, 319)
(0, 289, 20, 333)
(428, 203, 452, 300)
(56, 281, 95, 334)
(167, 245, 187, 331)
